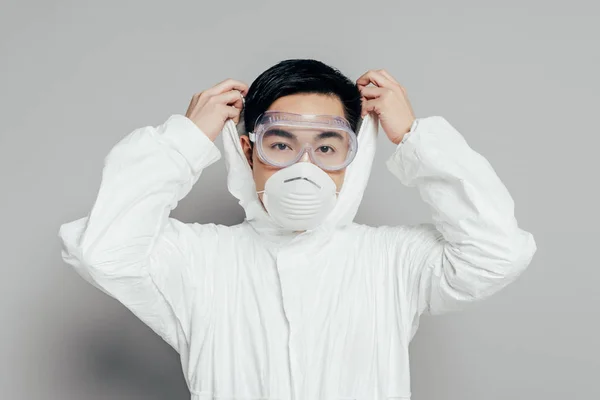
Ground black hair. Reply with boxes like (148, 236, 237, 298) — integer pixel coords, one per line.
(243, 59, 362, 135)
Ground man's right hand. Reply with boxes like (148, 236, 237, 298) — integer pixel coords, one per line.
(185, 78, 249, 142)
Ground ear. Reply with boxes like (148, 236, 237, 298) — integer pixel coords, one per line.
(239, 135, 254, 168)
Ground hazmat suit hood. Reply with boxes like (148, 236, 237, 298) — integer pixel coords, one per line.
(221, 111, 380, 244)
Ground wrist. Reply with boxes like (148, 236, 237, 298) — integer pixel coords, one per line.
(391, 118, 418, 145)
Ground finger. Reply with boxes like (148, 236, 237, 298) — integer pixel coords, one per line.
(226, 89, 245, 110)
(359, 85, 390, 100)
(211, 78, 249, 95)
(186, 92, 202, 116)
(379, 69, 407, 95)
(232, 94, 244, 110)
(356, 70, 393, 89)
(205, 78, 249, 97)
(377, 69, 400, 85)
(362, 98, 384, 116)
(360, 97, 372, 117)
(222, 104, 241, 122)
(360, 96, 367, 116)
(211, 90, 245, 109)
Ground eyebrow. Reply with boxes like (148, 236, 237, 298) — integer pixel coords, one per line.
(317, 131, 345, 140)
(264, 129, 296, 140)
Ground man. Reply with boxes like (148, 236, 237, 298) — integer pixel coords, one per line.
(59, 59, 536, 400)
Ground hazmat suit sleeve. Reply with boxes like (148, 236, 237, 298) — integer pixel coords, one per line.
(58, 114, 221, 352)
(385, 116, 536, 337)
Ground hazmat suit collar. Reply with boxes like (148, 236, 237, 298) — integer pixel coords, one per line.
(221, 111, 379, 245)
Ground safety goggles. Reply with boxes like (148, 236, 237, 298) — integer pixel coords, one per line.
(248, 111, 358, 171)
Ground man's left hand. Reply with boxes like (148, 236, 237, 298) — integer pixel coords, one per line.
(357, 69, 416, 145)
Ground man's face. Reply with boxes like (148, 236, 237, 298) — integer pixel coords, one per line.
(240, 93, 348, 203)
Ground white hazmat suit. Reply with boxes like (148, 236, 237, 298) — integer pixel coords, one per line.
(59, 112, 537, 400)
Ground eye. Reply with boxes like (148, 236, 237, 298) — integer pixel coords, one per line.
(317, 146, 335, 153)
(271, 143, 291, 151)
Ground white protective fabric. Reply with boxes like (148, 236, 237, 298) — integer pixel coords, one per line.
(58, 112, 537, 400)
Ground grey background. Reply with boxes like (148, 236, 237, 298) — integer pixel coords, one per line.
(1, 0, 598, 399)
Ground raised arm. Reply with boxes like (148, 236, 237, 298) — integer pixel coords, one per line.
(356, 69, 536, 340)
(58, 80, 249, 351)
(59, 114, 221, 351)
(386, 116, 536, 338)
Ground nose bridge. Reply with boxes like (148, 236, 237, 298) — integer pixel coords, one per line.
(298, 144, 312, 163)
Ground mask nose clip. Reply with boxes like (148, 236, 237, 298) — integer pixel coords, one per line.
(283, 176, 322, 189)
